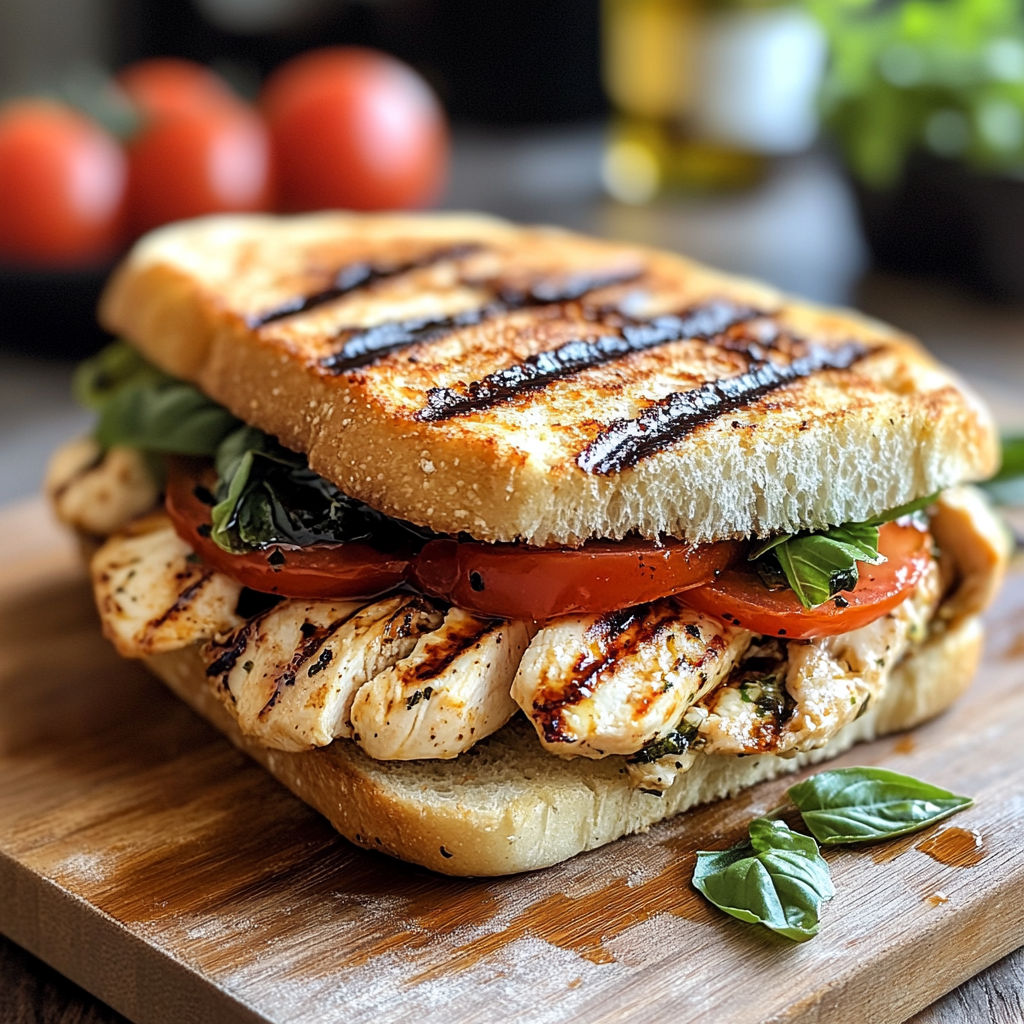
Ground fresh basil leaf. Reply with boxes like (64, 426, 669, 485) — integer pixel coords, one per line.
(984, 437, 1024, 506)
(748, 495, 938, 610)
(749, 533, 790, 560)
(787, 767, 973, 845)
(864, 492, 939, 527)
(73, 340, 175, 410)
(209, 425, 426, 554)
(774, 529, 880, 610)
(693, 818, 833, 942)
(95, 381, 241, 455)
(991, 436, 1024, 485)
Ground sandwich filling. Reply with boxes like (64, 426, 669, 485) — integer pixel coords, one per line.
(50, 342, 1008, 786)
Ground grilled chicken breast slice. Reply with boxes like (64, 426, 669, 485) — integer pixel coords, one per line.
(47, 438, 159, 538)
(204, 595, 445, 753)
(512, 600, 751, 759)
(350, 608, 531, 760)
(698, 557, 942, 757)
(91, 514, 243, 657)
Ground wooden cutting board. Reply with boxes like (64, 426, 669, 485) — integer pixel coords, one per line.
(2, 500, 1023, 1024)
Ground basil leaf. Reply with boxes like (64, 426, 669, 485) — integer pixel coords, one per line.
(693, 818, 834, 942)
(73, 340, 175, 410)
(864, 492, 939, 527)
(209, 425, 425, 554)
(773, 529, 879, 609)
(76, 340, 240, 457)
(787, 767, 973, 845)
(95, 381, 240, 455)
(748, 495, 937, 610)
(984, 436, 1024, 506)
(990, 436, 1024, 485)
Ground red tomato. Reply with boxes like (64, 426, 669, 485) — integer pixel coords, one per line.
(0, 100, 125, 267)
(165, 465, 411, 599)
(261, 47, 448, 211)
(125, 105, 272, 237)
(165, 461, 738, 617)
(117, 58, 238, 120)
(681, 522, 932, 639)
(412, 537, 742, 621)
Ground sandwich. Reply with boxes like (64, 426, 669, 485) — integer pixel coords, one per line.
(47, 211, 1009, 877)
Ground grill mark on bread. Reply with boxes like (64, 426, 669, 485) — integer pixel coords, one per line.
(248, 244, 482, 328)
(577, 341, 871, 475)
(318, 267, 644, 373)
(417, 301, 758, 421)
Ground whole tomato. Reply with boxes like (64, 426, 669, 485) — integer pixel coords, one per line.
(125, 105, 272, 237)
(0, 100, 125, 267)
(117, 58, 239, 120)
(261, 47, 448, 212)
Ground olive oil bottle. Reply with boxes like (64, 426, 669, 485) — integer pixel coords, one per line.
(602, 0, 827, 200)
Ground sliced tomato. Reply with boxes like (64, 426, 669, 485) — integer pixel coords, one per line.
(680, 521, 932, 639)
(412, 536, 743, 622)
(164, 461, 739, 616)
(165, 463, 411, 600)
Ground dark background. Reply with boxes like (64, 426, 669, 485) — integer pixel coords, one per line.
(110, 0, 606, 125)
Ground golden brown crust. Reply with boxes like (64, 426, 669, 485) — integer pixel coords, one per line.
(100, 213, 999, 545)
(145, 614, 983, 876)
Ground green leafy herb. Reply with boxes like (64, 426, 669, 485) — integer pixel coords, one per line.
(787, 767, 973, 845)
(749, 493, 938, 610)
(95, 382, 240, 455)
(983, 435, 1024, 506)
(692, 818, 834, 942)
(74, 341, 174, 410)
(808, 0, 1024, 188)
(627, 723, 698, 764)
(209, 425, 424, 554)
(76, 341, 240, 456)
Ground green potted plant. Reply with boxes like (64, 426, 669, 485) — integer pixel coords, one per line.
(808, 0, 1024, 300)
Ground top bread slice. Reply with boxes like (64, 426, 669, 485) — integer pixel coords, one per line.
(99, 211, 998, 546)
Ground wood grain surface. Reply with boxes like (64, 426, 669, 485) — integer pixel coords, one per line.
(1, 499, 1023, 1024)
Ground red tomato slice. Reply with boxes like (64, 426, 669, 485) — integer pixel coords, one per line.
(164, 461, 739, 616)
(680, 521, 932, 639)
(165, 464, 411, 600)
(412, 536, 743, 622)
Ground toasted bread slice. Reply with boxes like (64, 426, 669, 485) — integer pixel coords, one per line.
(100, 212, 998, 546)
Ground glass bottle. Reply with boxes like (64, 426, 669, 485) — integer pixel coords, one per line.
(602, 0, 827, 200)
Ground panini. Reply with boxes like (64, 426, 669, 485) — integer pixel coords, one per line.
(46, 211, 1009, 876)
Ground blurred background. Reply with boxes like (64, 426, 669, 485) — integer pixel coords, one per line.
(1, 0, 1023, 506)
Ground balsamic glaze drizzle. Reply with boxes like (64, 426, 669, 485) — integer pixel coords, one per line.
(576, 341, 869, 475)
(318, 267, 644, 374)
(247, 244, 481, 328)
(417, 301, 756, 421)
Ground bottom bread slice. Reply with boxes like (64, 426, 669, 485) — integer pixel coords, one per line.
(145, 614, 982, 877)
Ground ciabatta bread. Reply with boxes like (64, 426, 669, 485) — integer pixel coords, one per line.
(99, 212, 998, 546)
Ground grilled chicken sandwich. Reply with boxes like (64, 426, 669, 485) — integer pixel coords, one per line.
(48, 212, 1009, 876)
